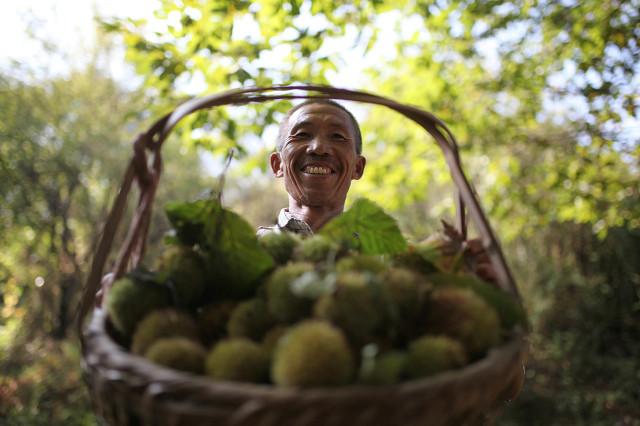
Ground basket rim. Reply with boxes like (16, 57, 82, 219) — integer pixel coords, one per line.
(84, 307, 528, 403)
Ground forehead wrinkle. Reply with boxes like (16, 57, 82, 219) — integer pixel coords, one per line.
(292, 105, 350, 122)
(289, 114, 353, 135)
(289, 120, 314, 132)
(278, 102, 362, 154)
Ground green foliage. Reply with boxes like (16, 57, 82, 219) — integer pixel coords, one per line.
(2, 0, 639, 422)
(100, 0, 368, 156)
(0, 339, 95, 425)
(0, 60, 212, 342)
(498, 225, 640, 424)
(165, 197, 275, 299)
(165, 199, 212, 246)
(201, 205, 275, 300)
(321, 198, 408, 255)
(107, 0, 638, 243)
(0, 69, 140, 340)
(0, 44, 213, 421)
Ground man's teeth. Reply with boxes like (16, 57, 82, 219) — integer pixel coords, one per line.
(304, 166, 331, 175)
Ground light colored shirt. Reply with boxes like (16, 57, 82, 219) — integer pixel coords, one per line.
(256, 208, 313, 237)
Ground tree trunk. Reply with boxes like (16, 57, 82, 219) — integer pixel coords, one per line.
(52, 274, 81, 339)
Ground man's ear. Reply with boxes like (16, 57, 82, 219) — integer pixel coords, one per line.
(352, 155, 366, 180)
(269, 152, 284, 177)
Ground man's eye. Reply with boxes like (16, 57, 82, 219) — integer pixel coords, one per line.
(332, 133, 347, 140)
(294, 132, 310, 138)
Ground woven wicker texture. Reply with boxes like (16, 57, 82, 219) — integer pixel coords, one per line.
(79, 85, 528, 426)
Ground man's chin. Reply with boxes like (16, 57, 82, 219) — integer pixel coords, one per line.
(297, 191, 341, 208)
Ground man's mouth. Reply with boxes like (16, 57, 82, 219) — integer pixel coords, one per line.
(301, 165, 334, 175)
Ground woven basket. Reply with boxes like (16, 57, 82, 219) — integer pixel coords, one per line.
(78, 85, 529, 426)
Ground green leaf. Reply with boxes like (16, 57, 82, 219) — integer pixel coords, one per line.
(415, 244, 443, 267)
(427, 272, 528, 329)
(165, 199, 210, 245)
(321, 198, 408, 255)
(202, 203, 274, 300)
(165, 197, 274, 299)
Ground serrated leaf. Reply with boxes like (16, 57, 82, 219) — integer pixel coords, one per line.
(165, 199, 210, 245)
(202, 204, 274, 299)
(165, 197, 274, 299)
(321, 198, 407, 255)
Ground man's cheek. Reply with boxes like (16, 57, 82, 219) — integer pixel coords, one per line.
(283, 163, 298, 179)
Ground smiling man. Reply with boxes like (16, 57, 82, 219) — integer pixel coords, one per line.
(256, 100, 499, 283)
(257, 100, 366, 236)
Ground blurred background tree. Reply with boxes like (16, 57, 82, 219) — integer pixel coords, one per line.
(0, 31, 214, 423)
(1, 0, 638, 424)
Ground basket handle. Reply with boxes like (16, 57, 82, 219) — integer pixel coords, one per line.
(77, 85, 520, 333)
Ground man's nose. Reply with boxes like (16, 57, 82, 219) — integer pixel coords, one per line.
(306, 135, 330, 155)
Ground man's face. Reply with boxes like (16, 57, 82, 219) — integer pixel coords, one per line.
(270, 103, 366, 208)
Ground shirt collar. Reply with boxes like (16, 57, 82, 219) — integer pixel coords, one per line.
(277, 208, 314, 236)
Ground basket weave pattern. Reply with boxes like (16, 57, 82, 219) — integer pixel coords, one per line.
(84, 311, 526, 426)
(79, 85, 528, 426)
